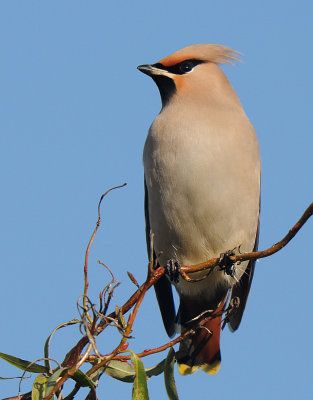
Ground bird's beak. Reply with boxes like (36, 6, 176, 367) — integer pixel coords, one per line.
(137, 64, 174, 78)
(137, 64, 156, 76)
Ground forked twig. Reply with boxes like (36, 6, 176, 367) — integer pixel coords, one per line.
(83, 183, 127, 312)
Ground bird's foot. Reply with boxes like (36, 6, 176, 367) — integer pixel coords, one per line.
(166, 259, 181, 283)
(217, 250, 236, 278)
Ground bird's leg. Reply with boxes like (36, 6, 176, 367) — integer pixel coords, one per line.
(217, 250, 236, 277)
(165, 259, 181, 283)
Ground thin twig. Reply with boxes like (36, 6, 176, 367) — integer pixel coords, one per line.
(83, 183, 127, 313)
(2, 394, 31, 400)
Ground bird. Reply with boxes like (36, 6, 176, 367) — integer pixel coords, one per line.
(138, 44, 260, 375)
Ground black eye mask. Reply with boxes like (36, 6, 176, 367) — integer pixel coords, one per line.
(153, 59, 204, 75)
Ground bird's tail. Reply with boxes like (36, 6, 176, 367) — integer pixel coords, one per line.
(176, 300, 225, 375)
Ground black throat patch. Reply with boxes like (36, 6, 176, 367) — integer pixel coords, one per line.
(151, 74, 176, 107)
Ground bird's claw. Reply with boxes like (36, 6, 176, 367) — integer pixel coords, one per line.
(166, 259, 181, 283)
(218, 250, 236, 277)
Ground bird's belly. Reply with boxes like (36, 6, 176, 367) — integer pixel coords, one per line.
(145, 141, 259, 298)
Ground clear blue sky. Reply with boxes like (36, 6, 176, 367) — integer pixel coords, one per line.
(1, 1, 312, 399)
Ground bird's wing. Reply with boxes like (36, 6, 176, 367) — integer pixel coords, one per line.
(144, 179, 176, 337)
(228, 207, 260, 332)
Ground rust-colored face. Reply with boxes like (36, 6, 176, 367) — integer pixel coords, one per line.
(138, 44, 239, 106)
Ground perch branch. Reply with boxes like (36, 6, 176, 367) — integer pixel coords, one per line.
(180, 202, 313, 276)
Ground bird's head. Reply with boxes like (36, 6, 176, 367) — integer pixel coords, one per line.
(138, 44, 240, 107)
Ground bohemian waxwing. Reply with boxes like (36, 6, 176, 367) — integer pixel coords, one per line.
(138, 44, 260, 375)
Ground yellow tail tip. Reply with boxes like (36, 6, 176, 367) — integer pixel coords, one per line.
(177, 360, 221, 376)
(177, 363, 199, 375)
(200, 359, 221, 375)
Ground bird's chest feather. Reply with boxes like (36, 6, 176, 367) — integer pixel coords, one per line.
(145, 118, 242, 256)
(143, 107, 260, 297)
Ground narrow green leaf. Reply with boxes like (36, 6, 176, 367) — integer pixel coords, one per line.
(45, 367, 68, 396)
(145, 359, 166, 378)
(44, 319, 80, 371)
(73, 369, 96, 388)
(130, 351, 149, 400)
(103, 359, 135, 383)
(102, 358, 165, 383)
(0, 352, 47, 373)
(164, 348, 179, 400)
(32, 374, 48, 400)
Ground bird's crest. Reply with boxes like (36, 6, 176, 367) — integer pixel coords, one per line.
(159, 44, 240, 67)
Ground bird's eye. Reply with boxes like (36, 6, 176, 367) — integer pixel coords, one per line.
(162, 59, 203, 75)
(179, 61, 194, 74)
